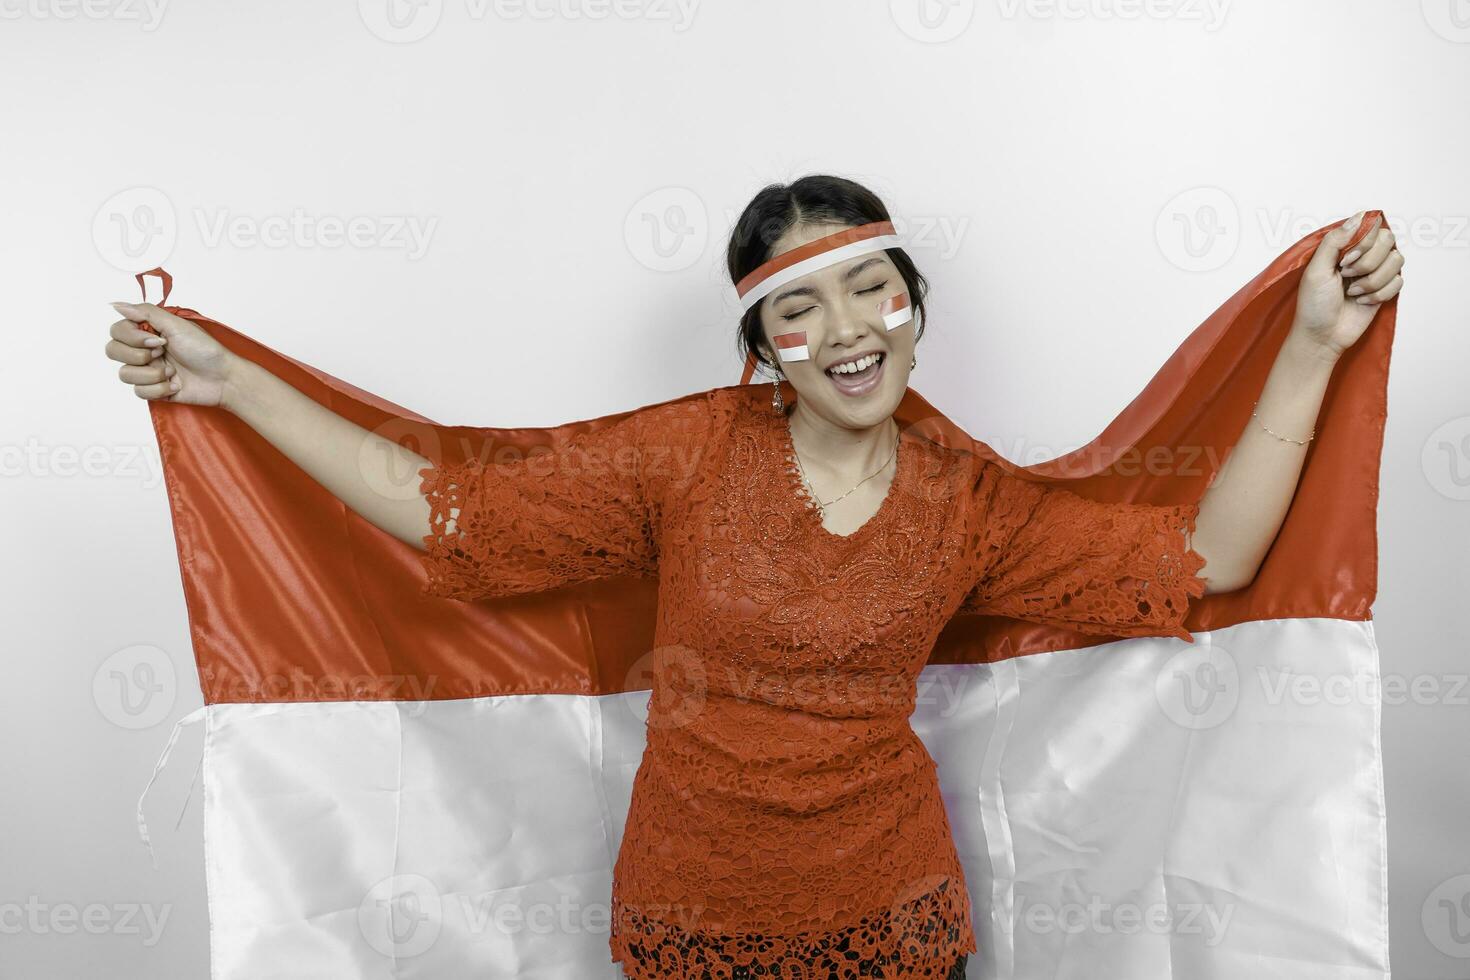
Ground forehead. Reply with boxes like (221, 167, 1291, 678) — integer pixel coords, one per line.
(771, 221, 857, 255)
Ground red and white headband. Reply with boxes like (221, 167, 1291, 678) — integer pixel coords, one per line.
(735, 220, 905, 313)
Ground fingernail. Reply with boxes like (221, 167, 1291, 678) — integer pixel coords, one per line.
(144, 336, 164, 347)
(170, 380, 180, 390)
(1355, 296, 1373, 305)
(1346, 284, 1363, 296)
(150, 348, 163, 358)
(1341, 250, 1361, 266)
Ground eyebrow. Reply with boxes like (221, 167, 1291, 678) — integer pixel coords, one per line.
(767, 256, 889, 306)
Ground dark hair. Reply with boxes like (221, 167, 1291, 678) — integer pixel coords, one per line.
(726, 174, 929, 376)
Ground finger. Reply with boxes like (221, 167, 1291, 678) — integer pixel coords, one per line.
(1306, 210, 1366, 278)
(110, 301, 192, 340)
(1346, 249, 1404, 296)
(1354, 272, 1403, 306)
(133, 378, 181, 400)
(119, 360, 175, 385)
(105, 337, 162, 366)
(108, 316, 167, 349)
(1341, 225, 1396, 276)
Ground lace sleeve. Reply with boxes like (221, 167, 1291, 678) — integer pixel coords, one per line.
(958, 455, 1208, 641)
(417, 392, 714, 601)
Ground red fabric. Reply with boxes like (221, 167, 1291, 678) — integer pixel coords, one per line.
(418, 385, 1206, 974)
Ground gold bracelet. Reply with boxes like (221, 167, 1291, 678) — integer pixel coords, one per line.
(1251, 400, 1314, 445)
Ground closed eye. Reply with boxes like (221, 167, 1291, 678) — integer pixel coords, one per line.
(781, 280, 890, 321)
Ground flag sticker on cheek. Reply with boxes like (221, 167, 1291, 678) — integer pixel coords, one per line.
(773, 331, 810, 363)
(880, 292, 913, 331)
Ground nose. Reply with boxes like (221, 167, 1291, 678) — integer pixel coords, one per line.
(825, 293, 878, 349)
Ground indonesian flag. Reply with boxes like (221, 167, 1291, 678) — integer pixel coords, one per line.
(137, 211, 1394, 979)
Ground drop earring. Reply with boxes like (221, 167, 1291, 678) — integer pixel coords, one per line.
(772, 371, 786, 414)
(910, 355, 917, 370)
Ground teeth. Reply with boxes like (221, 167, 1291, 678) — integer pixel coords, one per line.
(828, 353, 882, 376)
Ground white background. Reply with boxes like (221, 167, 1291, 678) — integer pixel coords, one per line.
(2, 0, 1467, 976)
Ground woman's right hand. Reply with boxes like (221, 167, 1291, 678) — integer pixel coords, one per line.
(106, 301, 235, 408)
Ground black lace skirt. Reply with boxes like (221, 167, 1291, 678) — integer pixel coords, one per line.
(719, 953, 968, 978)
(616, 876, 970, 978)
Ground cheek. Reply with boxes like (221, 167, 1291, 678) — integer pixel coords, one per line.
(770, 327, 813, 367)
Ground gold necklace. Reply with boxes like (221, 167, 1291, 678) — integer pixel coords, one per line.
(788, 418, 901, 512)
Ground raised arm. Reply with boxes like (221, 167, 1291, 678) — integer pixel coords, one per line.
(1188, 211, 1404, 591)
(108, 301, 432, 550)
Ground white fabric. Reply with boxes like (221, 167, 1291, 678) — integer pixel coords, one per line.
(185, 617, 1388, 978)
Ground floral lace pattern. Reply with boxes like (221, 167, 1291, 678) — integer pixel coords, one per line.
(959, 457, 1208, 641)
(417, 385, 1208, 978)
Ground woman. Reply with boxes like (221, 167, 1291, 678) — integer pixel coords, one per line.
(105, 175, 1403, 979)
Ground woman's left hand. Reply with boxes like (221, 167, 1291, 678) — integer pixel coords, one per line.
(1290, 210, 1405, 361)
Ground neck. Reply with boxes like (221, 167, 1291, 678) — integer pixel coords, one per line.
(785, 401, 899, 482)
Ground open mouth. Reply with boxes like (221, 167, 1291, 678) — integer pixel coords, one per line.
(825, 352, 886, 396)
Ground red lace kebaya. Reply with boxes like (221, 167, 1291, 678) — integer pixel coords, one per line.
(418, 384, 1207, 979)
